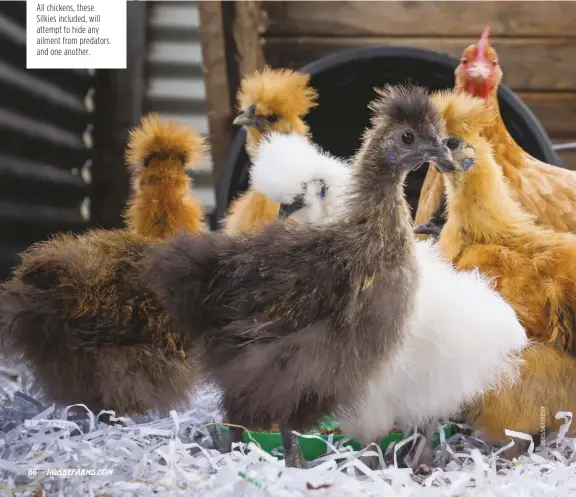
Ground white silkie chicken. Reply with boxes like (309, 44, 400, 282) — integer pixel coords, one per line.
(251, 132, 529, 466)
(252, 135, 351, 224)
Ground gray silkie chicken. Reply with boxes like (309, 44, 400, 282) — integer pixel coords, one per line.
(143, 85, 455, 468)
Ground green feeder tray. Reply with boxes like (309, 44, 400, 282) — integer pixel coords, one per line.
(219, 418, 453, 462)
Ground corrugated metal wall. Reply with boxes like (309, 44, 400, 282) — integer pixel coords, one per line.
(0, 2, 92, 280)
(146, 1, 215, 218)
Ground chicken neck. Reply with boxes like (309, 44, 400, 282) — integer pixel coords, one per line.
(455, 77, 530, 173)
(128, 172, 195, 238)
(441, 140, 535, 248)
(481, 91, 530, 172)
(343, 133, 416, 269)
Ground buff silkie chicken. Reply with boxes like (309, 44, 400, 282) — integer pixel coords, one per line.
(221, 66, 318, 234)
(415, 27, 576, 238)
(250, 131, 527, 468)
(144, 85, 455, 468)
(123, 114, 206, 238)
(433, 90, 576, 353)
(430, 91, 576, 449)
(0, 116, 206, 418)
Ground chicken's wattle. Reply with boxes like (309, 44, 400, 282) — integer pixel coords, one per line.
(467, 78, 491, 99)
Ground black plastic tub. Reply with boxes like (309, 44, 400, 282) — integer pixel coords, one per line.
(212, 45, 561, 227)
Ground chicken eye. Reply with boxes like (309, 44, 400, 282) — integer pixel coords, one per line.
(492, 60, 499, 66)
(266, 114, 279, 124)
(401, 132, 415, 145)
(446, 138, 460, 150)
(461, 58, 468, 65)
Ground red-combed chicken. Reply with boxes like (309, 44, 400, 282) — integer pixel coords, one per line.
(415, 27, 576, 238)
(221, 66, 318, 234)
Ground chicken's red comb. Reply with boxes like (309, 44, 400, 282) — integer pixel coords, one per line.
(477, 26, 491, 57)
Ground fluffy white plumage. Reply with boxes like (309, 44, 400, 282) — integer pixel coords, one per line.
(340, 239, 528, 442)
(250, 132, 350, 223)
(250, 132, 528, 443)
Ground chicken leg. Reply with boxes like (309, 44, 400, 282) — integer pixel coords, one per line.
(281, 426, 308, 469)
(226, 426, 245, 453)
(386, 424, 436, 472)
(409, 423, 436, 473)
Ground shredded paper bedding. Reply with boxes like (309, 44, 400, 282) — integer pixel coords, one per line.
(0, 381, 575, 497)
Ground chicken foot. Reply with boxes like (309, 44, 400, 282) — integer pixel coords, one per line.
(358, 443, 385, 471)
(220, 424, 308, 468)
(207, 423, 222, 451)
(384, 424, 436, 473)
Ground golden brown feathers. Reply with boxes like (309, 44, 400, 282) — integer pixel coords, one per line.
(237, 66, 318, 122)
(125, 113, 206, 173)
(236, 66, 318, 161)
(0, 113, 210, 416)
(430, 91, 496, 138)
(414, 91, 495, 237)
(123, 113, 206, 239)
(223, 67, 318, 235)
(467, 344, 576, 444)
(0, 228, 201, 416)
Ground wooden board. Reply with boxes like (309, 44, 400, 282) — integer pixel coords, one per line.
(198, 1, 265, 189)
(263, 37, 576, 91)
(520, 93, 576, 139)
(233, 0, 266, 77)
(262, 1, 576, 37)
(198, 1, 235, 186)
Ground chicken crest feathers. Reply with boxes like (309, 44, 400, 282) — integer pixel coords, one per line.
(370, 84, 443, 133)
(125, 113, 206, 173)
(250, 133, 348, 204)
(431, 91, 497, 137)
(237, 66, 318, 118)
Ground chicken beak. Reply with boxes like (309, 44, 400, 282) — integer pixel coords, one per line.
(234, 114, 270, 130)
(423, 147, 456, 174)
(467, 61, 491, 82)
(233, 104, 262, 128)
(233, 112, 256, 127)
(278, 198, 305, 220)
(278, 204, 296, 220)
(465, 62, 491, 98)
